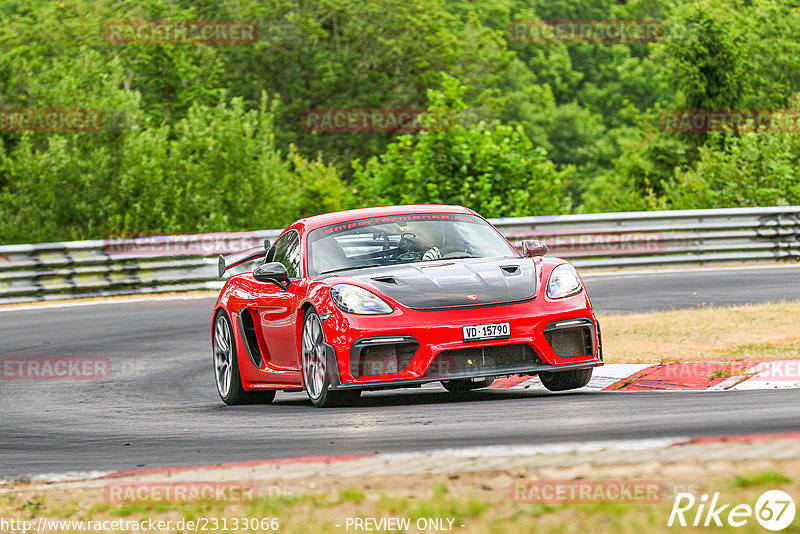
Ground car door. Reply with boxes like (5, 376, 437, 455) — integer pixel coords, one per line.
(254, 230, 303, 372)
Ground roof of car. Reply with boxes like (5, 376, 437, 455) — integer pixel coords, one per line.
(294, 204, 477, 231)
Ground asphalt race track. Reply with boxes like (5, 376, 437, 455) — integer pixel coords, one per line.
(583, 264, 800, 312)
(2, 264, 800, 478)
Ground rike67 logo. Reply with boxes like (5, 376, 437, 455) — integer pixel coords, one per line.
(668, 490, 796, 531)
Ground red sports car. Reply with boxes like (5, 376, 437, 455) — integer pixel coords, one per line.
(212, 205, 602, 407)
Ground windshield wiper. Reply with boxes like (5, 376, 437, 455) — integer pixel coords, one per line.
(319, 263, 385, 275)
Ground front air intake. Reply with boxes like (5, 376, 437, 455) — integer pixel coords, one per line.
(543, 319, 595, 358)
(350, 337, 419, 378)
(424, 344, 540, 379)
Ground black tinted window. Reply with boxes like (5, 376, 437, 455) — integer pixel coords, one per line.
(307, 213, 517, 275)
(271, 231, 301, 278)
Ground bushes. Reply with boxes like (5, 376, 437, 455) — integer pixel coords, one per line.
(352, 77, 569, 218)
(2, 0, 800, 245)
(667, 130, 800, 209)
(0, 95, 347, 244)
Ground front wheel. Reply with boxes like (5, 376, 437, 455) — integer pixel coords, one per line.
(213, 311, 276, 405)
(301, 311, 360, 408)
(538, 368, 593, 392)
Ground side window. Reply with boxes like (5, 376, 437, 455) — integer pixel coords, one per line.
(271, 231, 301, 278)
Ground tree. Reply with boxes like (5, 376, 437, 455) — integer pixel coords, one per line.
(581, 0, 760, 211)
(667, 126, 800, 209)
(0, 95, 346, 244)
(214, 0, 515, 173)
(352, 76, 569, 217)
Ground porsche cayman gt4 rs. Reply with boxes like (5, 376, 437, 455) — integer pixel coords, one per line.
(212, 205, 602, 407)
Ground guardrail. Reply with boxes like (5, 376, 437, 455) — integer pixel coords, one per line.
(494, 206, 800, 269)
(0, 230, 282, 305)
(1, 206, 798, 304)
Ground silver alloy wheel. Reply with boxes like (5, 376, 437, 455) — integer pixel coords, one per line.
(302, 313, 326, 400)
(214, 314, 233, 398)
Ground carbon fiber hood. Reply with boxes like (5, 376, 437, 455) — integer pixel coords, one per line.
(352, 257, 536, 309)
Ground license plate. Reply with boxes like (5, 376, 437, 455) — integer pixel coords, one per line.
(462, 322, 510, 342)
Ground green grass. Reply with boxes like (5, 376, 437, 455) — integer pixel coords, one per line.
(600, 301, 800, 364)
(731, 470, 792, 488)
(3, 472, 799, 533)
(710, 368, 733, 379)
(338, 487, 366, 504)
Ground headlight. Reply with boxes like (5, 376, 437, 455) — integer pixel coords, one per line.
(330, 284, 393, 314)
(547, 264, 583, 299)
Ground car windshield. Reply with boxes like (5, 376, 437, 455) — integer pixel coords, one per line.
(307, 213, 518, 276)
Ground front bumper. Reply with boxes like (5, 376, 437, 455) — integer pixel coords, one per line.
(322, 297, 603, 391)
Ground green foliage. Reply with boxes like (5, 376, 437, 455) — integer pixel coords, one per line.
(667, 129, 800, 209)
(656, 2, 752, 111)
(352, 77, 570, 217)
(2, 0, 800, 245)
(579, 105, 689, 213)
(0, 95, 346, 243)
(217, 0, 514, 172)
(730, 471, 792, 488)
(337, 488, 366, 504)
(744, 1, 800, 109)
(580, 0, 800, 212)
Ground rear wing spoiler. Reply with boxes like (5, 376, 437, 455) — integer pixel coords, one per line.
(217, 240, 271, 277)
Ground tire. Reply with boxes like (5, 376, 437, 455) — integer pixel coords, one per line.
(213, 310, 276, 405)
(301, 310, 361, 408)
(538, 368, 593, 392)
(441, 377, 494, 393)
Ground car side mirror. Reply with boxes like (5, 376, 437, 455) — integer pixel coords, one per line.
(253, 262, 291, 289)
(522, 239, 548, 257)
